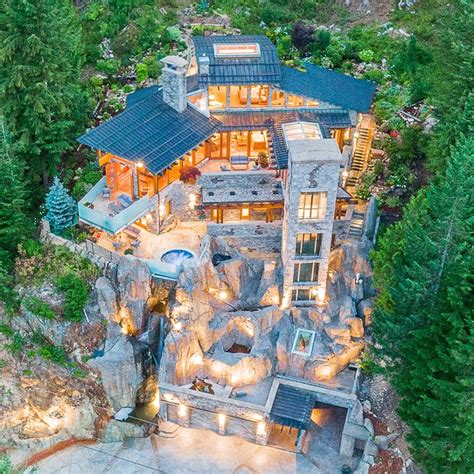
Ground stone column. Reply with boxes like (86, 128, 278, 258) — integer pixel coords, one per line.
(281, 137, 342, 307)
(340, 433, 356, 457)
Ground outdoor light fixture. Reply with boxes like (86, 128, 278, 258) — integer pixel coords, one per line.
(136, 162, 144, 168)
(218, 413, 226, 429)
(189, 193, 197, 209)
(256, 421, 266, 437)
(191, 353, 203, 366)
(172, 320, 183, 331)
(178, 404, 187, 418)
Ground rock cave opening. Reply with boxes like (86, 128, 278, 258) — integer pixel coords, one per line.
(220, 321, 255, 355)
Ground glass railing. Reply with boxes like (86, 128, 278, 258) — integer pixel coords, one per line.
(144, 259, 180, 281)
(78, 178, 157, 234)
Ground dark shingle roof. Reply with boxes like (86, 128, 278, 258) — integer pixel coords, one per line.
(270, 384, 315, 430)
(79, 89, 220, 175)
(193, 35, 281, 86)
(186, 74, 200, 93)
(280, 64, 376, 113)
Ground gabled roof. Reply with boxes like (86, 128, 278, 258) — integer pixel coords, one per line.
(79, 89, 220, 175)
(270, 384, 315, 430)
(193, 35, 281, 86)
(280, 64, 376, 113)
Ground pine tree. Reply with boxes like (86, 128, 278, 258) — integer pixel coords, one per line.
(0, 0, 89, 189)
(0, 116, 33, 267)
(45, 177, 77, 235)
(372, 134, 474, 471)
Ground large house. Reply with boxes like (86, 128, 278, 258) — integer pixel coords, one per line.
(78, 34, 376, 305)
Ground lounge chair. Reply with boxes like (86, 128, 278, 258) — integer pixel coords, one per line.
(230, 155, 249, 170)
(124, 226, 141, 238)
(220, 164, 230, 171)
(108, 202, 123, 215)
(101, 187, 110, 198)
(117, 194, 133, 208)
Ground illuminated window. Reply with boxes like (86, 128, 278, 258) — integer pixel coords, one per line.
(291, 289, 317, 302)
(240, 207, 250, 220)
(214, 43, 261, 58)
(271, 89, 286, 107)
(295, 233, 322, 256)
(306, 98, 320, 107)
(188, 91, 207, 112)
(208, 86, 227, 110)
(287, 94, 304, 107)
(298, 192, 327, 220)
(283, 122, 322, 141)
(293, 262, 319, 283)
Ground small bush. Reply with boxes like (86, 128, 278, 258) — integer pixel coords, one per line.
(96, 59, 121, 77)
(23, 297, 55, 320)
(38, 343, 67, 365)
(56, 274, 89, 322)
(179, 166, 201, 184)
(5, 332, 25, 355)
(136, 62, 148, 83)
(0, 324, 14, 337)
(355, 183, 372, 200)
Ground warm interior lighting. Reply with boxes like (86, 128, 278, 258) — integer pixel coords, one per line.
(214, 43, 260, 58)
(317, 287, 325, 304)
(178, 404, 187, 418)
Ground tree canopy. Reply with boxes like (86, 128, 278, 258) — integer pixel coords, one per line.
(0, 0, 89, 188)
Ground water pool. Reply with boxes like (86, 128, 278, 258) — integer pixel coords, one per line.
(160, 249, 194, 265)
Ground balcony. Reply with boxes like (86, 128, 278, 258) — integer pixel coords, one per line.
(78, 177, 157, 234)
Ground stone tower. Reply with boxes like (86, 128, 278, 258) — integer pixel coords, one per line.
(161, 56, 188, 113)
(281, 129, 342, 307)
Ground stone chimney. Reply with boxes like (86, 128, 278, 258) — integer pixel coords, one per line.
(160, 55, 188, 113)
(198, 54, 210, 76)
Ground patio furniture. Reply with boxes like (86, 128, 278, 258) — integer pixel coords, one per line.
(101, 187, 111, 198)
(124, 225, 141, 238)
(117, 194, 133, 208)
(112, 241, 122, 250)
(108, 202, 123, 215)
(230, 155, 249, 170)
(220, 164, 230, 171)
(130, 239, 141, 249)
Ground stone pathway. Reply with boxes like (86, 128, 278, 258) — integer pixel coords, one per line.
(30, 425, 320, 473)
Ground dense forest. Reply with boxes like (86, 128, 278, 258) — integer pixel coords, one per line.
(0, 0, 472, 471)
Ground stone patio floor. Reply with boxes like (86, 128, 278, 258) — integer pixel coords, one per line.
(29, 423, 320, 473)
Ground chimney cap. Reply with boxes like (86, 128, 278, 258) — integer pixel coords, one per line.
(161, 55, 188, 69)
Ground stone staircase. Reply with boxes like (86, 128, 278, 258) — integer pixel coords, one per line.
(346, 115, 376, 191)
(348, 211, 365, 239)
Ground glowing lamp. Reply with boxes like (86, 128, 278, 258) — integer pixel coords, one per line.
(178, 404, 187, 418)
(218, 413, 226, 429)
(136, 162, 144, 168)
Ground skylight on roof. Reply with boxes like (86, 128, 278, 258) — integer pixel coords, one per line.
(214, 43, 261, 58)
(282, 122, 322, 142)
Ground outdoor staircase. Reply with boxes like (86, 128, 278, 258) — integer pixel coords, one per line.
(348, 211, 365, 239)
(346, 115, 376, 192)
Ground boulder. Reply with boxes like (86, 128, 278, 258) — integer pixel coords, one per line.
(364, 417, 374, 437)
(357, 298, 374, 326)
(347, 317, 364, 338)
(101, 419, 145, 442)
(362, 400, 372, 413)
(95, 277, 118, 322)
(88, 330, 143, 411)
(312, 342, 364, 381)
(364, 438, 379, 458)
(374, 432, 399, 450)
(339, 295, 357, 323)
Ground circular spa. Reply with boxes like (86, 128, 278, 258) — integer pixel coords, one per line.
(160, 248, 195, 265)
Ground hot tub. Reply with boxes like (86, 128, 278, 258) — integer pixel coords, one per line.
(160, 249, 195, 265)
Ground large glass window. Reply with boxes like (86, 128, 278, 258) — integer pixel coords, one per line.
(188, 91, 207, 112)
(249, 85, 269, 108)
(229, 85, 248, 108)
(271, 89, 286, 107)
(208, 86, 227, 110)
(298, 192, 327, 220)
(291, 288, 316, 302)
(295, 233, 322, 256)
(293, 262, 319, 283)
(287, 94, 305, 107)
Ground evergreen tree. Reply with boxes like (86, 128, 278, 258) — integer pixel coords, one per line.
(0, 0, 89, 189)
(372, 134, 474, 471)
(0, 116, 33, 267)
(45, 177, 77, 235)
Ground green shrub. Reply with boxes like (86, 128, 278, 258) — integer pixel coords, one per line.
(136, 62, 148, 83)
(96, 59, 121, 77)
(72, 368, 87, 378)
(5, 332, 25, 355)
(38, 343, 67, 365)
(0, 324, 14, 337)
(23, 297, 55, 320)
(56, 273, 89, 322)
(355, 183, 372, 200)
(358, 49, 374, 63)
(0, 358, 6, 369)
(143, 55, 160, 79)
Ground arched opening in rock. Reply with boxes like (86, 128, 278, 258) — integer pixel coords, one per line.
(220, 320, 255, 354)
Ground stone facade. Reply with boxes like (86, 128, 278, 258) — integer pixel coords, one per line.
(161, 56, 188, 113)
(281, 139, 342, 306)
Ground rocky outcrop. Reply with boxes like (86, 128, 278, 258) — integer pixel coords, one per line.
(101, 419, 145, 442)
(88, 324, 144, 411)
